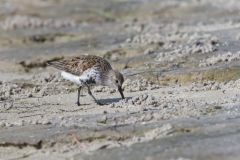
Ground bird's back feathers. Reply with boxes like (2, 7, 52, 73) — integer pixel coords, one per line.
(47, 55, 112, 76)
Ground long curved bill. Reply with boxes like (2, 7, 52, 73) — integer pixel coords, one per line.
(118, 86, 125, 99)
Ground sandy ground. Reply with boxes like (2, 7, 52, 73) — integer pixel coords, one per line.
(1, 0, 240, 159)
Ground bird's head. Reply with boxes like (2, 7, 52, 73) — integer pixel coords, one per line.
(107, 70, 125, 99)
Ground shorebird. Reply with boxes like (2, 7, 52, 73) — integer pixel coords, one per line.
(47, 55, 125, 106)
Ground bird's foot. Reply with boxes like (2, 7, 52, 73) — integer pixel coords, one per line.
(76, 101, 80, 106)
(96, 101, 104, 106)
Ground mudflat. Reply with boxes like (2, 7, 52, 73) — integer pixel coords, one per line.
(1, 0, 240, 159)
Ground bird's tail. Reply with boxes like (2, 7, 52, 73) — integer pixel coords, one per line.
(46, 57, 66, 71)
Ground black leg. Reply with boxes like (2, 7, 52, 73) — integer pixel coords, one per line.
(87, 86, 103, 105)
(77, 86, 82, 106)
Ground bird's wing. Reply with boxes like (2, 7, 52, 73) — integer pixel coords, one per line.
(47, 55, 112, 76)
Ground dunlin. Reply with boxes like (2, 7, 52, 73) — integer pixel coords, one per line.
(47, 55, 124, 106)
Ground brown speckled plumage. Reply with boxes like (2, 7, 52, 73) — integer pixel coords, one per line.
(47, 55, 125, 106)
(47, 55, 112, 76)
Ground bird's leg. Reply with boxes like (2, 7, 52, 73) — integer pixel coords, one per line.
(87, 86, 103, 105)
(77, 86, 82, 106)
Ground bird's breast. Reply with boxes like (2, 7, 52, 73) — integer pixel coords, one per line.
(80, 67, 103, 85)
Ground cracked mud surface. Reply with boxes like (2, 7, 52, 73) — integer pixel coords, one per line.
(1, 0, 240, 159)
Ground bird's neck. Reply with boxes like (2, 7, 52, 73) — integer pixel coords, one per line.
(102, 70, 115, 87)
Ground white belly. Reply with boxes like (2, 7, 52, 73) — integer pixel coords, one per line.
(61, 71, 81, 85)
(61, 68, 102, 86)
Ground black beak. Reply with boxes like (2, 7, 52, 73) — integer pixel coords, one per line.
(118, 86, 125, 99)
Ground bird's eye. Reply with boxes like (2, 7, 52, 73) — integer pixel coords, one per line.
(115, 80, 119, 83)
